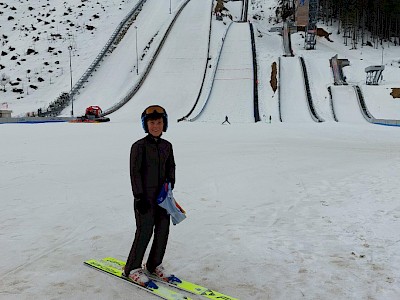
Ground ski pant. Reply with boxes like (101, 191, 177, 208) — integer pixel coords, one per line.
(125, 188, 170, 274)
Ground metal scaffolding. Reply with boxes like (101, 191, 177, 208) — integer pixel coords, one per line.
(304, 0, 318, 49)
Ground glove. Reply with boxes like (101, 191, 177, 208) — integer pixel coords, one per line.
(134, 195, 149, 214)
(167, 179, 175, 190)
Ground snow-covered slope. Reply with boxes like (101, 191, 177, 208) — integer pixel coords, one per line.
(331, 85, 367, 123)
(289, 22, 400, 123)
(0, 0, 143, 115)
(280, 57, 314, 122)
(109, 0, 211, 123)
(194, 22, 254, 123)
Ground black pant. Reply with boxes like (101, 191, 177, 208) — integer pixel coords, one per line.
(125, 191, 170, 274)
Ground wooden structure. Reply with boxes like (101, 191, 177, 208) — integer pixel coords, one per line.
(0, 110, 12, 118)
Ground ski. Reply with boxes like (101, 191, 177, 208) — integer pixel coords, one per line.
(84, 259, 192, 300)
(101, 257, 239, 300)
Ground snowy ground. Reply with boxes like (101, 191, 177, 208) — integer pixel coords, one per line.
(1, 0, 400, 299)
(1, 122, 400, 300)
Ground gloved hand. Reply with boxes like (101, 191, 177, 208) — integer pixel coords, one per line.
(167, 179, 175, 190)
(134, 195, 149, 214)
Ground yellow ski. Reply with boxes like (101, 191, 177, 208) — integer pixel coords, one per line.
(102, 257, 239, 300)
(84, 259, 191, 300)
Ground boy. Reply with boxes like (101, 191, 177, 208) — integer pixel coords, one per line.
(123, 105, 177, 287)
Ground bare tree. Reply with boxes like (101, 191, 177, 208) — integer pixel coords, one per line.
(319, 0, 400, 47)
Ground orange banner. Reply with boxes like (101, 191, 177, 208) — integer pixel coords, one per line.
(295, 0, 309, 27)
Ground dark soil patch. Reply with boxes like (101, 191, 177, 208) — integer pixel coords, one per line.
(390, 88, 400, 98)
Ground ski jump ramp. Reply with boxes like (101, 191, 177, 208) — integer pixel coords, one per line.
(191, 22, 254, 123)
(279, 57, 315, 122)
(330, 86, 367, 123)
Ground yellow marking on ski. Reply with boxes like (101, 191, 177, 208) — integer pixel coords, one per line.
(103, 257, 125, 266)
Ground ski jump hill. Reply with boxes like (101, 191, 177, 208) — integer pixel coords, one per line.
(4, 0, 399, 127)
(277, 22, 400, 126)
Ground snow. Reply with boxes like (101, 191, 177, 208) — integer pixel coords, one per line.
(197, 22, 254, 123)
(280, 57, 314, 122)
(330, 86, 366, 123)
(1, 0, 400, 299)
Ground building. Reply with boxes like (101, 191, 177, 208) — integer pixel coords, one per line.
(0, 110, 12, 118)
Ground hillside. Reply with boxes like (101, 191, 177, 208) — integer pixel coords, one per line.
(0, 0, 141, 114)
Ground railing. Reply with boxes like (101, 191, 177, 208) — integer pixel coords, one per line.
(277, 56, 282, 122)
(41, 0, 148, 117)
(186, 22, 234, 122)
(354, 85, 400, 126)
(102, 0, 192, 116)
(177, 0, 213, 122)
(0, 116, 74, 124)
(374, 119, 400, 126)
(249, 22, 260, 122)
(69, 0, 147, 100)
(330, 84, 400, 126)
(241, 0, 249, 22)
(179, 0, 255, 122)
(327, 86, 338, 122)
(353, 85, 374, 122)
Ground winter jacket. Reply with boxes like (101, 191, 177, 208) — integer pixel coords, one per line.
(130, 134, 175, 202)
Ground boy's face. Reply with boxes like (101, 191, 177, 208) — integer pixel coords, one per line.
(147, 118, 163, 137)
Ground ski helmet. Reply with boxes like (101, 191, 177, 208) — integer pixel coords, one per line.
(141, 105, 168, 133)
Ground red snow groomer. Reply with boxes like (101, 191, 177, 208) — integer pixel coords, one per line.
(85, 105, 102, 118)
(72, 105, 110, 123)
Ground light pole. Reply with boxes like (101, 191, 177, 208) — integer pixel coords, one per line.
(68, 45, 74, 116)
(169, 0, 171, 14)
(135, 26, 139, 75)
(381, 45, 384, 65)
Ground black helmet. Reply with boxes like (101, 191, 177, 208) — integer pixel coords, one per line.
(141, 105, 168, 133)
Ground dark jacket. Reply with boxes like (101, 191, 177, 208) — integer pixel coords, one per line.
(130, 135, 175, 202)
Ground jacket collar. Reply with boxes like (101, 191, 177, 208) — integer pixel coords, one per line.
(146, 134, 162, 143)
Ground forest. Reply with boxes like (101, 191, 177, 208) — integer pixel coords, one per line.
(319, 0, 400, 48)
(279, 0, 400, 49)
